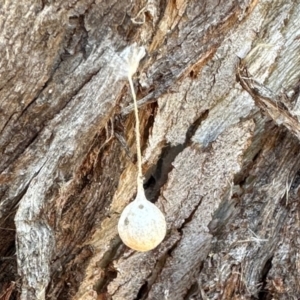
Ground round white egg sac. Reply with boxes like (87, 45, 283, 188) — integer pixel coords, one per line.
(118, 196, 167, 252)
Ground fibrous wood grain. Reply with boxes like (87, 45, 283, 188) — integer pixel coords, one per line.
(1, 0, 300, 300)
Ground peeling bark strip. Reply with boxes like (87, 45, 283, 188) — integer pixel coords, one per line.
(237, 65, 300, 140)
(1, 0, 300, 299)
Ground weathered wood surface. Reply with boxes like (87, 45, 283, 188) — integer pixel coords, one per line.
(0, 0, 300, 299)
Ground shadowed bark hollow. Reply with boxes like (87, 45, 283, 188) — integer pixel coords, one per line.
(1, 0, 300, 299)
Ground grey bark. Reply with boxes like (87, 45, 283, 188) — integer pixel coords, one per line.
(0, 0, 300, 299)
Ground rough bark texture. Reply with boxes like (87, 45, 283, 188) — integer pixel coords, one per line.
(0, 0, 300, 299)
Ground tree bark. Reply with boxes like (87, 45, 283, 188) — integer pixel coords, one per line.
(1, 0, 300, 299)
